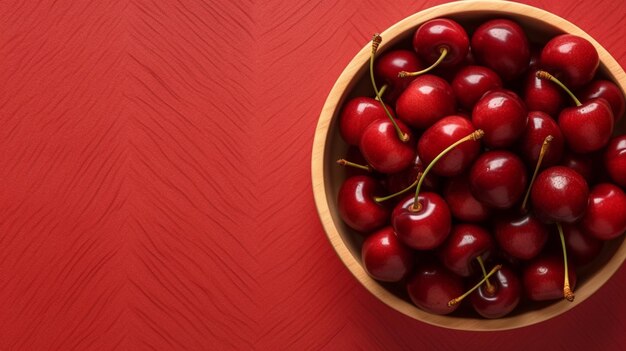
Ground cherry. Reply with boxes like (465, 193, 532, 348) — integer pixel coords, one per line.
(470, 265, 521, 319)
(407, 18, 469, 76)
(451, 65, 502, 111)
(384, 154, 439, 194)
(469, 150, 528, 209)
(396, 74, 456, 129)
(362, 226, 414, 282)
(375, 50, 423, 103)
(407, 261, 464, 315)
(337, 175, 390, 233)
(443, 176, 492, 223)
(517, 111, 564, 168)
(562, 223, 603, 266)
(392, 193, 451, 250)
(604, 136, 626, 188)
(472, 89, 528, 148)
(471, 19, 530, 81)
(494, 213, 549, 260)
(359, 119, 415, 174)
(531, 166, 589, 223)
(447, 264, 502, 308)
(580, 183, 626, 240)
(537, 71, 614, 153)
(561, 151, 596, 184)
(579, 80, 625, 123)
(523, 68, 564, 117)
(438, 224, 494, 277)
(417, 116, 482, 177)
(540, 34, 598, 88)
(523, 254, 576, 302)
(339, 97, 390, 145)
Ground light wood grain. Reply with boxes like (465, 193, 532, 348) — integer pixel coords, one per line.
(312, 0, 626, 331)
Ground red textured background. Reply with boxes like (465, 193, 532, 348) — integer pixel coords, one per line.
(1, 0, 626, 349)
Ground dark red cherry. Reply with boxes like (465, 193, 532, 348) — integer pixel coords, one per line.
(494, 213, 549, 260)
(523, 68, 564, 117)
(579, 80, 625, 123)
(438, 224, 494, 277)
(580, 183, 626, 240)
(604, 136, 626, 188)
(384, 154, 439, 194)
(396, 74, 456, 129)
(413, 18, 469, 68)
(362, 226, 414, 282)
(517, 111, 564, 168)
(561, 151, 596, 184)
(470, 265, 521, 319)
(338, 175, 390, 233)
(360, 119, 415, 174)
(523, 255, 577, 301)
(540, 34, 598, 88)
(417, 116, 481, 177)
(339, 97, 390, 145)
(406, 261, 464, 315)
(472, 89, 528, 148)
(443, 175, 492, 222)
(469, 151, 528, 209)
(530, 166, 589, 223)
(471, 19, 530, 81)
(451, 65, 502, 111)
(562, 223, 603, 266)
(558, 98, 613, 154)
(375, 49, 423, 103)
(392, 194, 451, 250)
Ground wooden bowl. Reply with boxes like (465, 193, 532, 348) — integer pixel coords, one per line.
(311, 0, 626, 331)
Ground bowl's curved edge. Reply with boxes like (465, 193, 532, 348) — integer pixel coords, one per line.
(312, 0, 626, 331)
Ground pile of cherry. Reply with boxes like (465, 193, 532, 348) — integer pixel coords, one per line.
(336, 18, 626, 319)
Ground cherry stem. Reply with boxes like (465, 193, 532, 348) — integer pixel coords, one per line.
(336, 159, 371, 172)
(557, 223, 575, 302)
(370, 34, 409, 142)
(374, 84, 388, 101)
(374, 172, 422, 203)
(410, 129, 484, 212)
(521, 135, 554, 212)
(476, 256, 496, 295)
(536, 70, 582, 107)
(399, 47, 448, 78)
(448, 264, 502, 307)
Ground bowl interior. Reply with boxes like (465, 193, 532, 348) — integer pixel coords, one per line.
(313, 0, 626, 331)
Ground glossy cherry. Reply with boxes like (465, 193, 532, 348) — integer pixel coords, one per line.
(579, 80, 625, 123)
(517, 111, 564, 168)
(337, 175, 390, 233)
(523, 255, 577, 301)
(362, 226, 414, 282)
(472, 89, 528, 148)
(471, 19, 530, 81)
(470, 265, 521, 319)
(406, 261, 464, 315)
(540, 34, 598, 88)
(562, 223, 603, 266)
(339, 97, 390, 145)
(494, 213, 549, 260)
(438, 224, 494, 277)
(469, 150, 528, 209)
(392, 194, 451, 250)
(523, 68, 564, 117)
(412, 18, 469, 69)
(443, 175, 492, 222)
(359, 119, 415, 174)
(396, 74, 456, 129)
(604, 136, 626, 188)
(375, 50, 423, 103)
(580, 183, 626, 240)
(417, 116, 482, 177)
(451, 65, 502, 111)
(530, 166, 589, 223)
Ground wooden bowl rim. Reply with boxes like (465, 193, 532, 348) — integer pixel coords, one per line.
(311, 0, 626, 331)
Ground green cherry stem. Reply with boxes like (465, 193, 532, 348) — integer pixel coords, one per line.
(536, 70, 582, 107)
(556, 222, 575, 302)
(370, 34, 409, 142)
(448, 264, 503, 307)
(410, 129, 485, 212)
(521, 135, 554, 212)
(336, 159, 371, 172)
(398, 47, 448, 78)
(374, 172, 422, 203)
(374, 84, 388, 101)
(476, 255, 496, 295)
